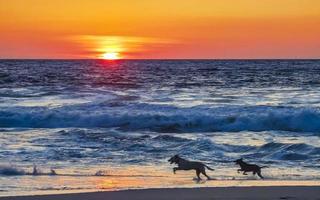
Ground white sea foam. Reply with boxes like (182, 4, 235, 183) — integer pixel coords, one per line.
(1, 104, 320, 133)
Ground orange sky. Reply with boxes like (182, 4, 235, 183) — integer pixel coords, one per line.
(0, 0, 319, 59)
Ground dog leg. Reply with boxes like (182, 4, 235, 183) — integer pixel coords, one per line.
(196, 169, 202, 180)
(201, 170, 211, 180)
(237, 169, 242, 173)
(173, 167, 178, 174)
(257, 172, 264, 179)
(243, 172, 248, 175)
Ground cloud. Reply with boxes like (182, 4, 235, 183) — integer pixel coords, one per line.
(68, 35, 177, 58)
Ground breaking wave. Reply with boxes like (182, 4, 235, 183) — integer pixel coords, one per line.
(1, 104, 320, 133)
(0, 165, 108, 177)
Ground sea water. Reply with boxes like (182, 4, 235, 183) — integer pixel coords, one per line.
(0, 60, 319, 195)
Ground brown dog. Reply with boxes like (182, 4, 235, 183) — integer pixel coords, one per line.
(168, 155, 214, 180)
(235, 158, 268, 179)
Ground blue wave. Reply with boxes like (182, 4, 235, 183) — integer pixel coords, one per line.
(1, 104, 320, 133)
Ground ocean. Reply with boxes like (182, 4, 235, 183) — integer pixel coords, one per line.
(0, 60, 320, 195)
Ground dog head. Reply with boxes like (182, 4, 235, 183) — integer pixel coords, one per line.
(234, 158, 243, 165)
(168, 155, 181, 164)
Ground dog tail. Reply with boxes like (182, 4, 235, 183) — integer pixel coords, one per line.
(259, 166, 269, 169)
(205, 165, 215, 171)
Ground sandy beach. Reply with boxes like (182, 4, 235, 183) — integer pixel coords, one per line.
(1, 186, 319, 200)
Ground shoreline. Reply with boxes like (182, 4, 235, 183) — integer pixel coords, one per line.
(1, 186, 320, 200)
(1, 180, 320, 199)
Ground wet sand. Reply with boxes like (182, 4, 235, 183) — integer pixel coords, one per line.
(1, 186, 320, 200)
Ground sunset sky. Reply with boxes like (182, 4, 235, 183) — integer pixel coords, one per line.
(0, 0, 319, 59)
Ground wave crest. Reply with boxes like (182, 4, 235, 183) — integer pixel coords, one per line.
(1, 105, 320, 133)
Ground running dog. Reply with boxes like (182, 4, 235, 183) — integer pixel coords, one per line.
(235, 158, 268, 179)
(168, 155, 214, 180)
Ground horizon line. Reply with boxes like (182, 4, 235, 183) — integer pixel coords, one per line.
(0, 58, 320, 61)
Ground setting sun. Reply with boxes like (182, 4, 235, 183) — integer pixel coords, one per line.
(102, 52, 120, 60)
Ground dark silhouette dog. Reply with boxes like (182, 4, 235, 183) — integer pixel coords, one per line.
(168, 155, 214, 180)
(235, 158, 268, 179)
